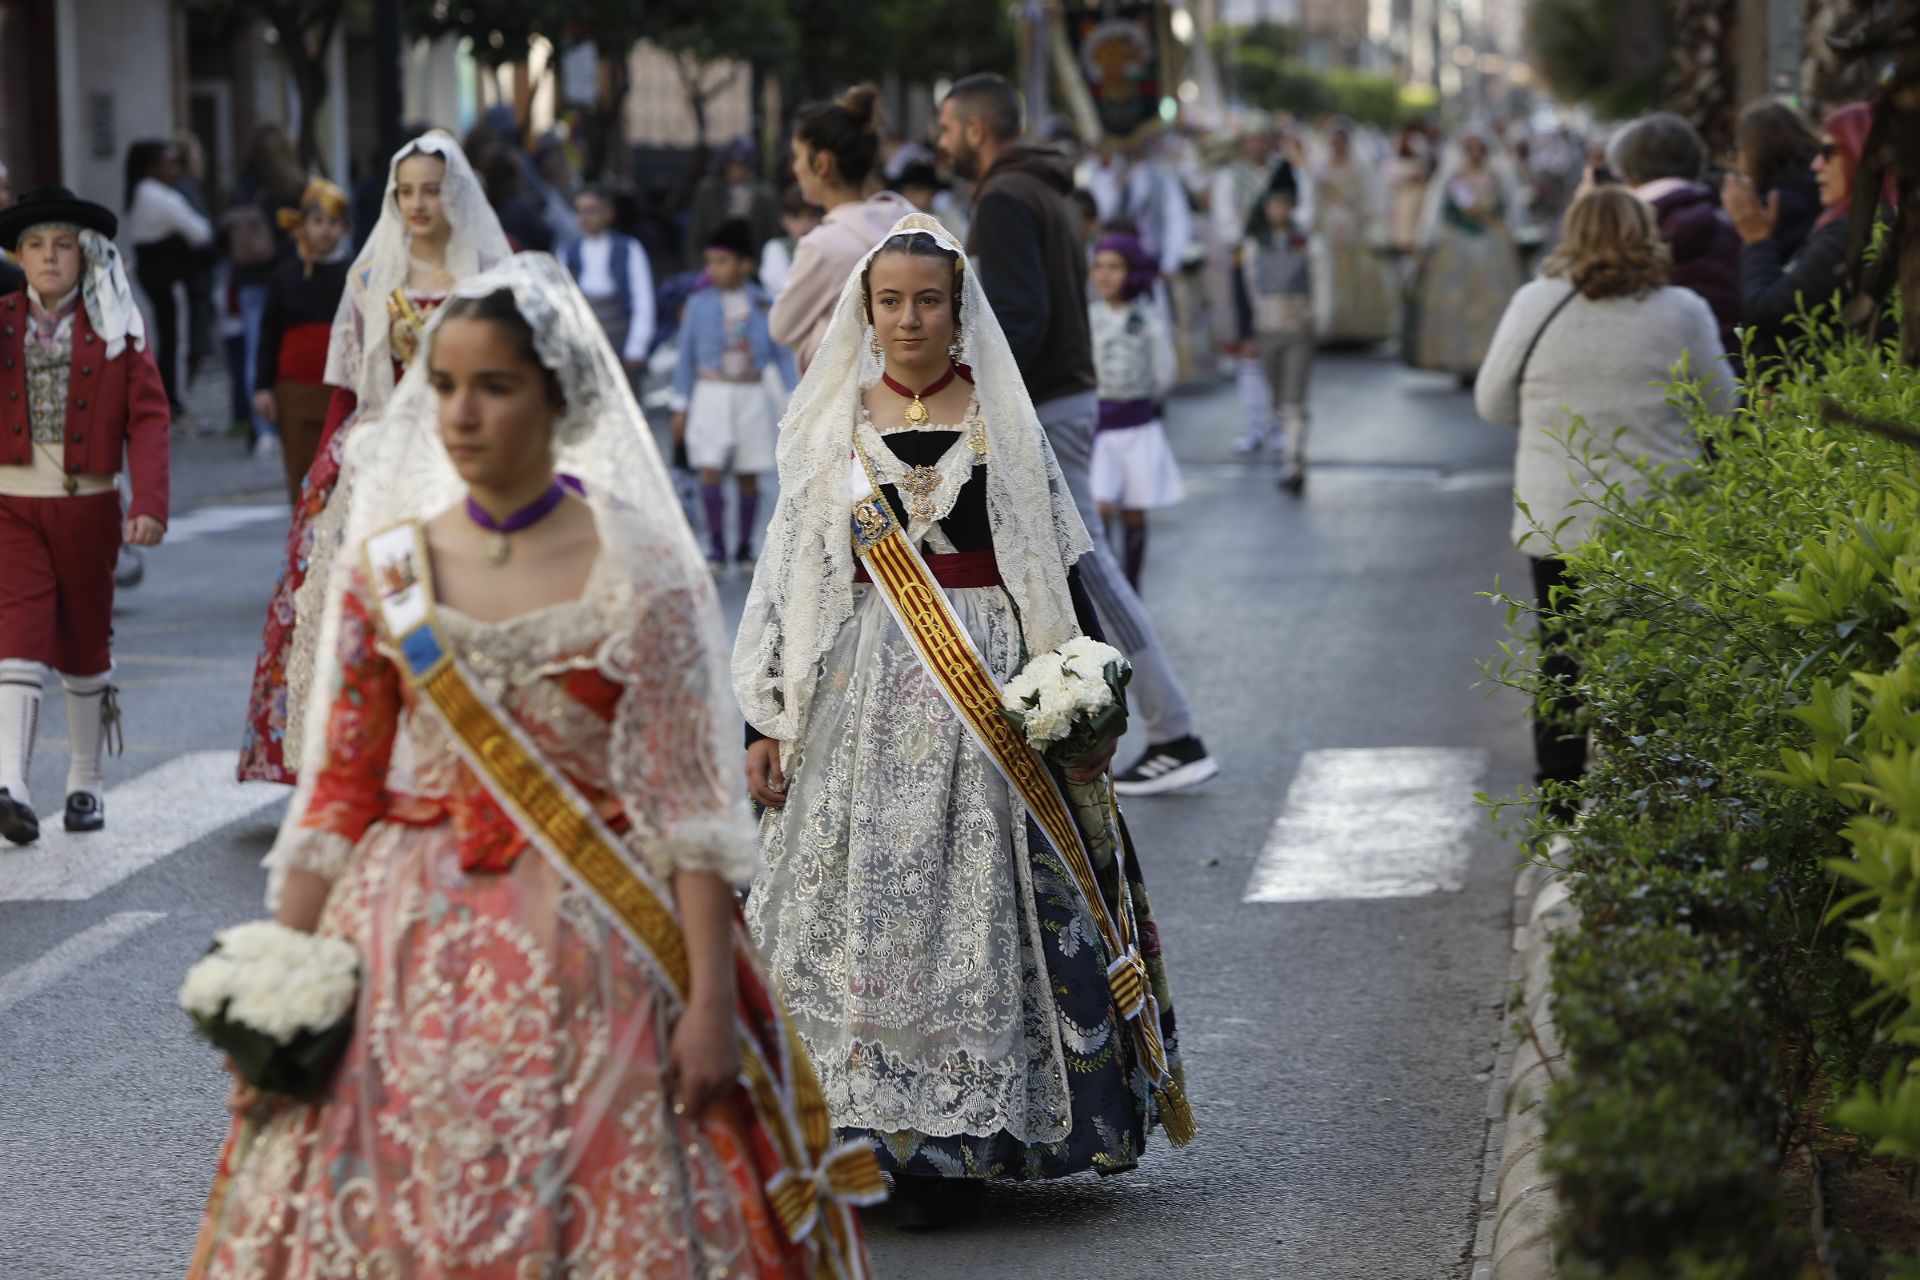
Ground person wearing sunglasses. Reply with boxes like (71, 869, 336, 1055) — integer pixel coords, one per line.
(1723, 102, 1896, 367)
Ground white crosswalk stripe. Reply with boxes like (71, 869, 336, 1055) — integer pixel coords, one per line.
(0, 751, 283, 902)
(1243, 747, 1490, 903)
(161, 503, 286, 546)
(0, 911, 166, 1015)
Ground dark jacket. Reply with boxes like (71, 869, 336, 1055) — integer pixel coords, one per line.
(1765, 167, 1823, 266)
(967, 147, 1095, 405)
(0, 292, 171, 524)
(256, 256, 350, 391)
(1741, 216, 1851, 361)
(1649, 183, 1742, 359)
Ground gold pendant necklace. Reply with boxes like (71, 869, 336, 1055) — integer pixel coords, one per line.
(881, 364, 961, 430)
(485, 532, 512, 565)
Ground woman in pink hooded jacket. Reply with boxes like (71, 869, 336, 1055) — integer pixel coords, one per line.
(767, 84, 912, 374)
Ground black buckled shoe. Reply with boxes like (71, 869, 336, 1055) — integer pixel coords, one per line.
(63, 791, 104, 833)
(0, 787, 40, 845)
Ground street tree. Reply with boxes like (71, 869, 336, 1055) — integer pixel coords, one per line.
(1524, 0, 1670, 120)
(783, 0, 1013, 102)
(646, 0, 796, 152)
(185, 0, 354, 174)
(402, 0, 553, 71)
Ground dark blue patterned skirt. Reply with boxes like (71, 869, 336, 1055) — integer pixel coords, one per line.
(857, 817, 1185, 1181)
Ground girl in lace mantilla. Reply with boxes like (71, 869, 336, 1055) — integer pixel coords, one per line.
(735, 215, 1189, 1224)
(190, 255, 868, 1279)
(239, 135, 512, 786)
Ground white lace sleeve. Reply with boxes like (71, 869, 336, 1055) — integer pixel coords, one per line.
(262, 829, 357, 910)
(607, 563, 759, 886)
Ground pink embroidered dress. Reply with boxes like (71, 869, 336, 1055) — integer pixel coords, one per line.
(199, 252, 871, 1279)
(194, 557, 845, 1279)
(236, 291, 443, 784)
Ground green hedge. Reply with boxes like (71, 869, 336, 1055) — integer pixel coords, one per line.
(1492, 307, 1920, 1272)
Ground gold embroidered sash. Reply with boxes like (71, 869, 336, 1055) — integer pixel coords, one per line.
(845, 484, 1194, 1146)
(364, 521, 883, 1276)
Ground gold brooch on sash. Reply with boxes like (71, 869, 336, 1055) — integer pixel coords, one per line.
(899, 464, 943, 522)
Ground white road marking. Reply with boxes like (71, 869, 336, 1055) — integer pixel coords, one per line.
(0, 911, 165, 1015)
(162, 503, 285, 545)
(1244, 747, 1490, 903)
(0, 751, 283, 902)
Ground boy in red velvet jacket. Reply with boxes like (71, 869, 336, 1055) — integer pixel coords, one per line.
(0, 186, 169, 843)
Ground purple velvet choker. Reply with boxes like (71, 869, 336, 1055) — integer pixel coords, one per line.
(466, 474, 577, 564)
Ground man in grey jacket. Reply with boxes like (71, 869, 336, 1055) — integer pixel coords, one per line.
(938, 74, 1218, 795)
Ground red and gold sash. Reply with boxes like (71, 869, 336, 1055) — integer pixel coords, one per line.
(366, 520, 884, 1275)
(846, 476, 1194, 1145)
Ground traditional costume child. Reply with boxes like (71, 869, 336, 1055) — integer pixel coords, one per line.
(735, 214, 1190, 1202)
(255, 179, 352, 505)
(0, 186, 169, 842)
(238, 136, 510, 784)
(1238, 172, 1318, 492)
(1088, 231, 1182, 589)
(559, 201, 656, 373)
(187, 254, 876, 1279)
(671, 219, 795, 568)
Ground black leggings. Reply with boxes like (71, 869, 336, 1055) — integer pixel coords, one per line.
(1530, 554, 1587, 786)
(136, 259, 184, 414)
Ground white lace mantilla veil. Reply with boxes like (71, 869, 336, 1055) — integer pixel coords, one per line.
(268, 252, 750, 902)
(1416, 125, 1528, 246)
(733, 212, 1093, 742)
(322, 133, 513, 411)
(283, 134, 512, 774)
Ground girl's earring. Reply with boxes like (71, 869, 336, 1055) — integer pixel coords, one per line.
(949, 335, 963, 360)
(869, 329, 885, 359)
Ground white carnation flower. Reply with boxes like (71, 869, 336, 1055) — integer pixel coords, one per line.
(190, 922, 359, 1044)
(178, 952, 239, 1019)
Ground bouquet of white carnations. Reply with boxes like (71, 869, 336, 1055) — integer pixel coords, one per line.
(1001, 637, 1132, 764)
(178, 921, 359, 1101)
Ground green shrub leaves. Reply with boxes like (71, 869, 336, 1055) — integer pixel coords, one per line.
(1492, 317, 1920, 1271)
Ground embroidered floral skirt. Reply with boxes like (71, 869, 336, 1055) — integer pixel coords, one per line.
(237, 420, 349, 784)
(1406, 225, 1523, 374)
(187, 818, 812, 1279)
(748, 584, 1184, 1181)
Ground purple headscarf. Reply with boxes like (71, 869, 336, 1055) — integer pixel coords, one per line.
(1094, 230, 1158, 302)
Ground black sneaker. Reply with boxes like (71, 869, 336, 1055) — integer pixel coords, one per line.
(64, 791, 104, 833)
(0, 787, 40, 845)
(1112, 735, 1220, 796)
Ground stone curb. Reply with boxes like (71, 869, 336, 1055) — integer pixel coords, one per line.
(1469, 843, 1578, 1280)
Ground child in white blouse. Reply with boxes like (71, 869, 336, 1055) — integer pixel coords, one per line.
(1087, 229, 1182, 592)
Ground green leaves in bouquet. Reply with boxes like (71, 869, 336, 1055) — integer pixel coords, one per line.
(190, 1004, 355, 1103)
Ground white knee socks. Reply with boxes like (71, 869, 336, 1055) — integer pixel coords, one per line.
(0, 659, 47, 805)
(62, 669, 116, 800)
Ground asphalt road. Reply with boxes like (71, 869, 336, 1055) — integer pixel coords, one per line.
(0, 350, 1534, 1280)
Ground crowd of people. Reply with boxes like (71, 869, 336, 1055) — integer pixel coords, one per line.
(0, 51, 1897, 1275)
